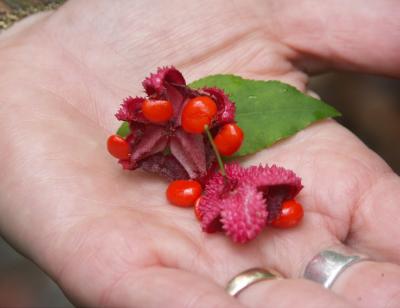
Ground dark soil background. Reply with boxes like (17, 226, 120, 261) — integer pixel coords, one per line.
(0, 17, 399, 302)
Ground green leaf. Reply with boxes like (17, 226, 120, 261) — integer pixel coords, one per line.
(116, 121, 130, 138)
(189, 75, 340, 157)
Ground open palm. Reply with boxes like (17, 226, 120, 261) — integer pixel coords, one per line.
(1, 1, 400, 307)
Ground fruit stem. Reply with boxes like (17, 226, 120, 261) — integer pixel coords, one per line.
(204, 125, 226, 177)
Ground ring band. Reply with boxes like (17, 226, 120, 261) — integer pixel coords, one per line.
(304, 250, 371, 288)
(226, 268, 283, 297)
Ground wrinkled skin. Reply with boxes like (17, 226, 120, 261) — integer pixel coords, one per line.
(0, 1, 400, 307)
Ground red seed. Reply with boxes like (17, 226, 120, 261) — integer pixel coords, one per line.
(107, 135, 131, 160)
(166, 180, 202, 207)
(142, 99, 173, 123)
(181, 96, 217, 133)
(270, 199, 304, 228)
(214, 123, 244, 156)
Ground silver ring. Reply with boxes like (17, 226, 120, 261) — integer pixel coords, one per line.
(304, 250, 371, 288)
(226, 268, 283, 297)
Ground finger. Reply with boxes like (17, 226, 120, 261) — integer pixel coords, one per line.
(239, 278, 352, 308)
(260, 240, 400, 308)
(107, 267, 353, 308)
(99, 267, 243, 308)
(346, 173, 400, 263)
(260, 0, 400, 77)
(331, 260, 400, 308)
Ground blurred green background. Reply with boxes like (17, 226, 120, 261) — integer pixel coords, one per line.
(0, 72, 399, 307)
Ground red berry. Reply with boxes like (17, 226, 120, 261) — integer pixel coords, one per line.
(181, 96, 217, 133)
(107, 135, 131, 160)
(194, 197, 203, 220)
(214, 123, 244, 156)
(142, 99, 173, 123)
(166, 180, 202, 207)
(270, 199, 304, 228)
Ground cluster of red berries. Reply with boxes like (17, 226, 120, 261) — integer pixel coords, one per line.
(108, 95, 303, 228)
(166, 179, 303, 228)
(108, 96, 243, 160)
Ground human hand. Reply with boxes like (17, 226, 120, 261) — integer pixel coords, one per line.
(0, 0, 399, 307)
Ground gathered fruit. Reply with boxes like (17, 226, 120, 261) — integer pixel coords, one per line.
(270, 199, 304, 228)
(107, 135, 131, 160)
(214, 123, 244, 156)
(142, 99, 173, 123)
(181, 96, 217, 133)
(166, 180, 202, 207)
